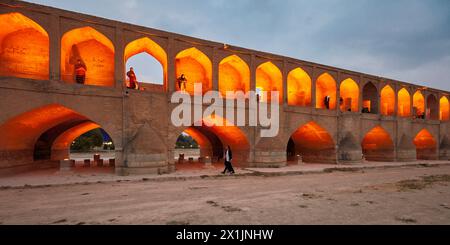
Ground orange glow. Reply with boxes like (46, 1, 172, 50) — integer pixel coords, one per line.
(175, 47, 212, 95)
(124, 37, 168, 89)
(363, 100, 371, 112)
(0, 104, 86, 150)
(256, 62, 283, 103)
(61, 27, 115, 87)
(339, 78, 359, 112)
(183, 127, 212, 150)
(413, 90, 425, 117)
(0, 12, 49, 80)
(316, 73, 337, 109)
(362, 126, 394, 161)
(290, 122, 335, 151)
(380, 85, 395, 116)
(200, 115, 249, 150)
(219, 55, 250, 97)
(398, 88, 411, 117)
(440, 96, 449, 121)
(52, 122, 100, 150)
(287, 68, 312, 106)
(414, 129, 437, 160)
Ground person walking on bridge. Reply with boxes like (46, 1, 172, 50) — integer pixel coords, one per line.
(222, 145, 235, 174)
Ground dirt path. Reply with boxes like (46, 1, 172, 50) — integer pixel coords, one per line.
(1, 165, 450, 224)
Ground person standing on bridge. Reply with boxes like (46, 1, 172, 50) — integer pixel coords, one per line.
(222, 145, 235, 174)
(126, 67, 139, 90)
(177, 74, 187, 91)
(74, 59, 87, 84)
(324, 95, 331, 109)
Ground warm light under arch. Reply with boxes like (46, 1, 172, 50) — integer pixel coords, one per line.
(256, 62, 283, 103)
(339, 78, 359, 112)
(287, 68, 312, 106)
(218, 55, 250, 97)
(316, 73, 337, 109)
(175, 47, 212, 95)
(440, 96, 449, 121)
(380, 85, 396, 116)
(398, 88, 411, 117)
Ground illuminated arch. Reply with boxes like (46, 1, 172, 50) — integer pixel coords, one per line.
(380, 85, 395, 116)
(413, 90, 425, 118)
(440, 96, 449, 121)
(51, 121, 100, 160)
(414, 129, 437, 160)
(0, 12, 49, 80)
(339, 78, 359, 112)
(175, 47, 212, 95)
(362, 126, 395, 161)
(315, 73, 337, 109)
(256, 62, 283, 103)
(287, 68, 312, 106)
(362, 82, 378, 114)
(426, 94, 439, 120)
(398, 88, 411, 117)
(176, 115, 250, 167)
(61, 26, 115, 87)
(218, 55, 250, 97)
(288, 121, 336, 163)
(124, 37, 168, 89)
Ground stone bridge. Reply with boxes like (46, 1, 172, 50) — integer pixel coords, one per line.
(0, 0, 449, 176)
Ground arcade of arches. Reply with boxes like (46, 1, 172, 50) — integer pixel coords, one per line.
(0, 4, 449, 176)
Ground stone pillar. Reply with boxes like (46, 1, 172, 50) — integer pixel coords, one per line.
(249, 54, 256, 91)
(282, 59, 288, 105)
(167, 37, 176, 93)
(49, 13, 61, 81)
(212, 47, 219, 91)
(409, 87, 414, 118)
(311, 66, 317, 108)
(394, 83, 399, 117)
(114, 26, 125, 89)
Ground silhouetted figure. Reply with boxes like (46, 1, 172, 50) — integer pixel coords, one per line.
(177, 74, 187, 91)
(222, 146, 235, 174)
(127, 67, 139, 89)
(324, 95, 331, 109)
(74, 59, 87, 84)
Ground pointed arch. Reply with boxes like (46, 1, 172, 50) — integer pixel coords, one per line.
(414, 129, 437, 160)
(362, 82, 378, 114)
(61, 26, 115, 87)
(380, 85, 395, 116)
(256, 61, 283, 103)
(287, 67, 312, 106)
(413, 90, 425, 118)
(440, 96, 449, 121)
(362, 126, 395, 161)
(316, 73, 337, 109)
(0, 12, 49, 80)
(219, 55, 250, 97)
(175, 47, 212, 95)
(124, 37, 168, 89)
(398, 88, 411, 117)
(426, 94, 438, 120)
(288, 121, 336, 163)
(339, 78, 359, 112)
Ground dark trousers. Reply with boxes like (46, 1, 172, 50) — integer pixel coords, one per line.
(76, 75, 85, 84)
(222, 161, 235, 173)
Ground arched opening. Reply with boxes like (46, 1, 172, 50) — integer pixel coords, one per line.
(175, 47, 212, 95)
(287, 122, 336, 163)
(380, 85, 395, 116)
(0, 104, 116, 175)
(414, 129, 437, 160)
(219, 55, 250, 98)
(426, 94, 439, 120)
(256, 62, 283, 103)
(413, 90, 425, 119)
(398, 88, 411, 117)
(361, 126, 395, 161)
(124, 37, 168, 91)
(287, 68, 312, 106)
(315, 73, 337, 110)
(173, 115, 250, 170)
(440, 96, 449, 121)
(362, 82, 378, 114)
(0, 12, 49, 80)
(339, 78, 359, 112)
(61, 27, 115, 87)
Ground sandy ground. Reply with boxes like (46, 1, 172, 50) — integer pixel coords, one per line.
(0, 165, 450, 225)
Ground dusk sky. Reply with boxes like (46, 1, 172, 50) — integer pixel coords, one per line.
(28, 0, 450, 91)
